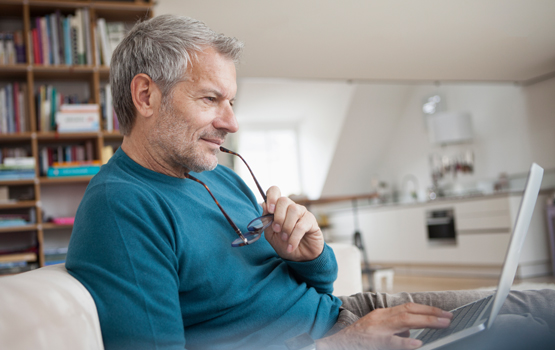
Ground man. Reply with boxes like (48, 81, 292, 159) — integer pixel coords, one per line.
(66, 15, 555, 350)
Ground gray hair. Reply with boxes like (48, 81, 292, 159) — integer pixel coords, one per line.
(110, 15, 244, 135)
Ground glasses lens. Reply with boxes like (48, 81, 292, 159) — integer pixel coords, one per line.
(231, 231, 263, 247)
(247, 214, 274, 232)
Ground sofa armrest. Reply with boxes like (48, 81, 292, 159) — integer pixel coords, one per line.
(328, 243, 363, 296)
(0, 264, 104, 350)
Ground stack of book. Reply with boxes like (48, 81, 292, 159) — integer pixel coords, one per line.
(35, 85, 81, 132)
(0, 31, 26, 64)
(0, 208, 36, 227)
(0, 157, 35, 181)
(46, 160, 101, 178)
(38, 141, 94, 176)
(0, 82, 28, 134)
(55, 104, 99, 132)
(31, 9, 93, 66)
(43, 246, 68, 266)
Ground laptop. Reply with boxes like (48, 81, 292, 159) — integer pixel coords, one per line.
(409, 163, 544, 349)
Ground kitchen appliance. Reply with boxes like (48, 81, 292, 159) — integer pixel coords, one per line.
(426, 209, 456, 245)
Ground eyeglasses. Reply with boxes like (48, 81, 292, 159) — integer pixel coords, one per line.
(184, 146, 274, 247)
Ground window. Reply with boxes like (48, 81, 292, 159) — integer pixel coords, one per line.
(235, 126, 302, 203)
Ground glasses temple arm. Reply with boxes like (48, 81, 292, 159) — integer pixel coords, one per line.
(184, 173, 247, 242)
(219, 146, 267, 202)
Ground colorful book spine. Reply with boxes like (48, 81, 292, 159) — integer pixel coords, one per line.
(63, 17, 72, 65)
(35, 17, 43, 64)
(47, 165, 100, 177)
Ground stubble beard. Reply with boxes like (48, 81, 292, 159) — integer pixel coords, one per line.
(154, 102, 226, 174)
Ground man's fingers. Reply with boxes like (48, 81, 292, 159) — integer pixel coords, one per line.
(281, 204, 306, 236)
(389, 312, 451, 332)
(390, 303, 453, 319)
(265, 186, 281, 214)
(271, 196, 292, 234)
(285, 210, 313, 252)
(388, 335, 423, 350)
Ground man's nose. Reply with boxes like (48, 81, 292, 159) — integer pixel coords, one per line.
(215, 103, 239, 133)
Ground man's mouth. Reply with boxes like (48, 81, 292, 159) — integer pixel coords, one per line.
(201, 138, 224, 146)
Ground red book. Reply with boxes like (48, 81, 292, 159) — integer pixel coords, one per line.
(13, 82, 20, 133)
(47, 147, 53, 167)
(32, 29, 41, 64)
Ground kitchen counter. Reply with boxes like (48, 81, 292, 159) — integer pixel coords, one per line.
(317, 188, 553, 279)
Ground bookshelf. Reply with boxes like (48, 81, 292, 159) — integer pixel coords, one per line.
(0, 0, 154, 273)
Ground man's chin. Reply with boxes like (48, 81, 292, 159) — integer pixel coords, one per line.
(186, 157, 218, 173)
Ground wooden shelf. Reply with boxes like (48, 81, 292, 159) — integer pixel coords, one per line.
(36, 131, 100, 140)
(0, 0, 153, 268)
(0, 179, 37, 186)
(102, 131, 123, 139)
(0, 252, 37, 263)
(295, 192, 380, 206)
(0, 200, 36, 209)
(42, 223, 73, 230)
(39, 176, 93, 184)
(0, 132, 34, 142)
(0, 224, 38, 233)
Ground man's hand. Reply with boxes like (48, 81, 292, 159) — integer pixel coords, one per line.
(262, 186, 324, 261)
(316, 303, 453, 350)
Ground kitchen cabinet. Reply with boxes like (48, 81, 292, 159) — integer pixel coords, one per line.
(323, 192, 551, 278)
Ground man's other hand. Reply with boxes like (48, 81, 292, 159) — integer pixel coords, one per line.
(316, 303, 453, 350)
(262, 186, 324, 262)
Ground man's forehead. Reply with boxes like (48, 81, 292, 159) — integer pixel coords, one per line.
(183, 53, 237, 96)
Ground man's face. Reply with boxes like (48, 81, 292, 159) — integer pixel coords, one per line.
(149, 47, 238, 174)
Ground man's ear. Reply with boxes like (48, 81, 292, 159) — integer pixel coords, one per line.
(130, 73, 161, 119)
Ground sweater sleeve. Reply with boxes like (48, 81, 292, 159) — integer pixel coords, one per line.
(284, 243, 338, 294)
(66, 183, 186, 350)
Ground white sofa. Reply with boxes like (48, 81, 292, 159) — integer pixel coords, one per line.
(0, 244, 361, 350)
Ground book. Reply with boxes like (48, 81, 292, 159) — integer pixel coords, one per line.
(0, 33, 4, 64)
(75, 9, 85, 64)
(47, 164, 100, 177)
(70, 15, 79, 65)
(4, 157, 35, 167)
(63, 16, 72, 65)
(106, 22, 126, 54)
(52, 160, 100, 167)
(27, 31, 33, 64)
(50, 217, 74, 225)
(13, 81, 19, 132)
(35, 17, 43, 64)
(105, 84, 113, 131)
(40, 16, 49, 65)
(32, 29, 40, 64)
(6, 84, 13, 133)
(56, 10, 65, 65)
(0, 87, 5, 133)
(50, 14, 59, 65)
(82, 8, 92, 65)
(3, 33, 15, 64)
(97, 18, 110, 66)
(56, 111, 100, 132)
(14, 31, 26, 64)
(18, 84, 26, 132)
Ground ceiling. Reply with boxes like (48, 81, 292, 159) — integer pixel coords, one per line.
(155, 0, 555, 84)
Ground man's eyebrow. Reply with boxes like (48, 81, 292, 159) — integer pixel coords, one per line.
(200, 88, 235, 102)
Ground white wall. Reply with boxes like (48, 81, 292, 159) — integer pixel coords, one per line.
(322, 77, 555, 196)
(232, 78, 354, 199)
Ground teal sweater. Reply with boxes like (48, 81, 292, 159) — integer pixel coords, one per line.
(66, 148, 342, 350)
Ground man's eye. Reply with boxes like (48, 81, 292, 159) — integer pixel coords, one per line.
(204, 97, 216, 103)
